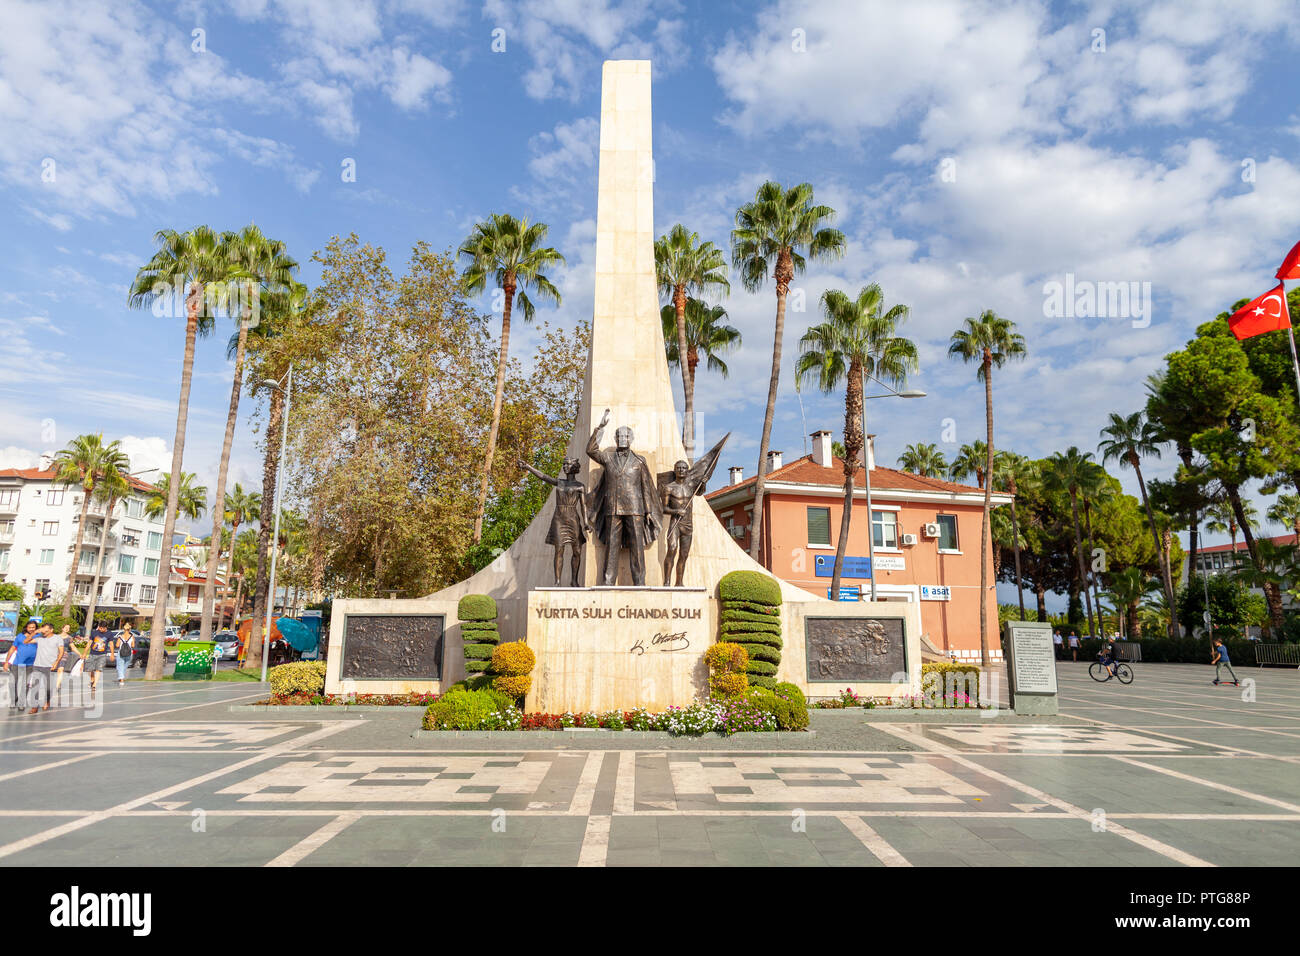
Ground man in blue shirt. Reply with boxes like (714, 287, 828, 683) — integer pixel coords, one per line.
(1211, 638, 1240, 686)
(4, 619, 39, 712)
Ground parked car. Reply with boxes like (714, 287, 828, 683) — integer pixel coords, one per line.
(128, 636, 172, 669)
(213, 631, 241, 661)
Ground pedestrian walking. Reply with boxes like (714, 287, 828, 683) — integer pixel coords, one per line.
(54, 624, 81, 695)
(85, 621, 112, 695)
(28, 622, 64, 713)
(4, 619, 38, 712)
(1211, 637, 1240, 686)
(1052, 629, 1064, 660)
(1068, 631, 1080, 662)
(115, 623, 135, 686)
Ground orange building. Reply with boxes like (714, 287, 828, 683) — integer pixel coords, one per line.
(705, 430, 1013, 663)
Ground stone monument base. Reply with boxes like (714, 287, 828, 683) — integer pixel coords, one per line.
(525, 586, 712, 713)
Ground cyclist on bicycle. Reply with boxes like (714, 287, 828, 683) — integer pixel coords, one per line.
(1098, 636, 1119, 676)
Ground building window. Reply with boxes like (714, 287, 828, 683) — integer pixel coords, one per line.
(47, 489, 65, 506)
(79, 549, 95, 569)
(1211, 553, 1222, 570)
(121, 529, 141, 549)
(114, 582, 132, 603)
(38, 549, 54, 565)
(147, 531, 163, 551)
(118, 554, 135, 574)
(807, 507, 831, 546)
(42, 521, 59, 536)
(936, 514, 959, 551)
(140, 585, 156, 604)
(0, 549, 8, 572)
(188, 585, 200, 603)
(73, 582, 91, 598)
(0, 490, 18, 509)
(126, 498, 144, 518)
(143, 557, 159, 577)
(872, 510, 898, 549)
(34, 578, 51, 599)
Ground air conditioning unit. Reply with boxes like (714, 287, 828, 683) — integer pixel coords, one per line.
(729, 526, 745, 538)
(922, 522, 940, 538)
(901, 533, 918, 546)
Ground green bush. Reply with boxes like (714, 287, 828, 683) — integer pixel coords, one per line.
(723, 630, 782, 648)
(774, 682, 805, 704)
(738, 642, 782, 664)
(457, 594, 497, 622)
(743, 686, 809, 731)
(720, 620, 781, 636)
(748, 674, 777, 691)
(422, 687, 517, 730)
(745, 659, 777, 677)
(463, 643, 497, 660)
(721, 608, 781, 625)
(268, 661, 328, 697)
(464, 659, 492, 674)
(719, 570, 782, 606)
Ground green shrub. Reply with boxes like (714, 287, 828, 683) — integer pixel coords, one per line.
(464, 659, 492, 674)
(465, 673, 496, 691)
(463, 643, 497, 660)
(921, 662, 980, 702)
(423, 687, 512, 730)
(457, 594, 497, 622)
(602, 711, 626, 731)
(745, 659, 777, 677)
(491, 641, 535, 676)
(721, 608, 782, 625)
(725, 630, 782, 649)
(720, 619, 782, 636)
(772, 696, 809, 731)
(738, 642, 782, 664)
(748, 674, 777, 691)
(268, 661, 328, 697)
(774, 682, 805, 707)
(718, 570, 782, 606)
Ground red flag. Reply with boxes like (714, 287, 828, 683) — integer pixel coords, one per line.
(1229, 283, 1290, 340)
(1278, 240, 1300, 280)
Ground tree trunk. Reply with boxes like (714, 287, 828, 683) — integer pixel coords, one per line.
(83, 493, 118, 639)
(218, 519, 240, 629)
(147, 297, 201, 680)
(200, 309, 251, 641)
(1009, 492, 1025, 620)
(247, 383, 285, 676)
(674, 284, 694, 460)
(978, 353, 993, 667)
(1070, 491, 1097, 637)
(1083, 500, 1105, 634)
(63, 482, 93, 619)
(1035, 584, 1047, 622)
(1132, 457, 1179, 638)
(473, 276, 515, 543)
(750, 250, 792, 564)
(232, 573, 244, 631)
(830, 361, 863, 599)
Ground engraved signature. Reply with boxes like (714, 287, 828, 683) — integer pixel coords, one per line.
(630, 631, 690, 655)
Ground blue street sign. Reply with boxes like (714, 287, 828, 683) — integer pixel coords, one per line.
(813, 554, 872, 579)
(827, 585, 861, 601)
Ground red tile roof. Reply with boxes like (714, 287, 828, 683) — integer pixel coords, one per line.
(1199, 533, 1297, 553)
(706, 453, 1009, 500)
(0, 467, 157, 493)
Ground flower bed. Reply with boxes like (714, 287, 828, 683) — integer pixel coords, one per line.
(423, 699, 787, 735)
(813, 687, 983, 710)
(259, 692, 439, 707)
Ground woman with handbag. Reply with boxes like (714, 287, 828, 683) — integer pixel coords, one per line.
(115, 623, 135, 686)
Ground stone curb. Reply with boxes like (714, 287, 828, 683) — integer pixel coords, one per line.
(411, 728, 815, 740)
(228, 704, 423, 714)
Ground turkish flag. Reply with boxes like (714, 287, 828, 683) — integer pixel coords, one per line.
(1277, 240, 1300, 280)
(1229, 283, 1291, 340)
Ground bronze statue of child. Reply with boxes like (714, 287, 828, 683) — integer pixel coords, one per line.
(519, 456, 592, 587)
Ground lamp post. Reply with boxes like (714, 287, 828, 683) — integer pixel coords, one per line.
(260, 366, 293, 682)
(859, 373, 925, 602)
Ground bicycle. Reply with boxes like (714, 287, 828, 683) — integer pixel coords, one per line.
(1088, 657, 1133, 684)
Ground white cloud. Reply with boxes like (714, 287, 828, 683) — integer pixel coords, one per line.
(221, 130, 322, 192)
(386, 48, 453, 110)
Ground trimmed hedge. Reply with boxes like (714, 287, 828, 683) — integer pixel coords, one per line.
(719, 570, 783, 606)
(739, 642, 782, 664)
(268, 661, 328, 697)
(463, 643, 497, 660)
(464, 659, 492, 674)
(921, 662, 980, 706)
(748, 674, 777, 691)
(724, 630, 782, 649)
(457, 594, 497, 621)
(1075, 636, 1263, 665)
(745, 659, 777, 677)
(721, 608, 782, 625)
(720, 620, 781, 636)
(774, 682, 805, 708)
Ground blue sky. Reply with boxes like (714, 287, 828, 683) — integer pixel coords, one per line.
(3, 0, 1300, 573)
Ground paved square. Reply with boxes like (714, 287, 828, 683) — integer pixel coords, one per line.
(0, 662, 1297, 867)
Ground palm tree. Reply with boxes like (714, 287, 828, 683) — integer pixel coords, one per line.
(1098, 410, 1180, 638)
(199, 225, 297, 642)
(457, 213, 565, 543)
(655, 225, 731, 459)
(51, 434, 124, 618)
(897, 443, 948, 478)
(796, 285, 917, 599)
(1206, 498, 1257, 564)
(244, 280, 305, 674)
(948, 310, 1025, 665)
(732, 181, 845, 561)
(660, 297, 742, 435)
(992, 451, 1035, 620)
(1079, 462, 1114, 631)
(81, 459, 130, 636)
(1104, 567, 1155, 639)
(948, 441, 990, 487)
(145, 472, 208, 524)
(1267, 493, 1300, 540)
(217, 484, 261, 629)
(129, 225, 231, 678)
(1044, 447, 1099, 638)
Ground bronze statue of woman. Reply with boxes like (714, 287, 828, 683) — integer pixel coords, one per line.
(518, 457, 592, 587)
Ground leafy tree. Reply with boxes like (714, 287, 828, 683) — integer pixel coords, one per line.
(217, 483, 262, 629)
(948, 441, 989, 487)
(1043, 448, 1100, 636)
(1177, 573, 1267, 640)
(146, 472, 207, 523)
(457, 213, 565, 543)
(949, 309, 1026, 663)
(655, 225, 730, 458)
(732, 180, 845, 561)
(796, 284, 917, 598)
(51, 434, 126, 618)
(81, 464, 130, 637)
(661, 297, 741, 432)
(992, 451, 1035, 619)
(1266, 492, 1300, 538)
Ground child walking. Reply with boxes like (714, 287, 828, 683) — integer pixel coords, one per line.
(1211, 637, 1240, 686)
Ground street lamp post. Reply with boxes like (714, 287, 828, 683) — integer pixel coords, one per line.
(261, 366, 293, 683)
(858, 373, 925, 602)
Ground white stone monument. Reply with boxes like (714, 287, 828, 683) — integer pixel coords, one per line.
(325, 61, 921, 709)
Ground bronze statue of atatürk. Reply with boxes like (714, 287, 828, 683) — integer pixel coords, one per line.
(518, 456, 592, 587)
(586, 408, 661, 586)
(658, 433, 728, 586)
